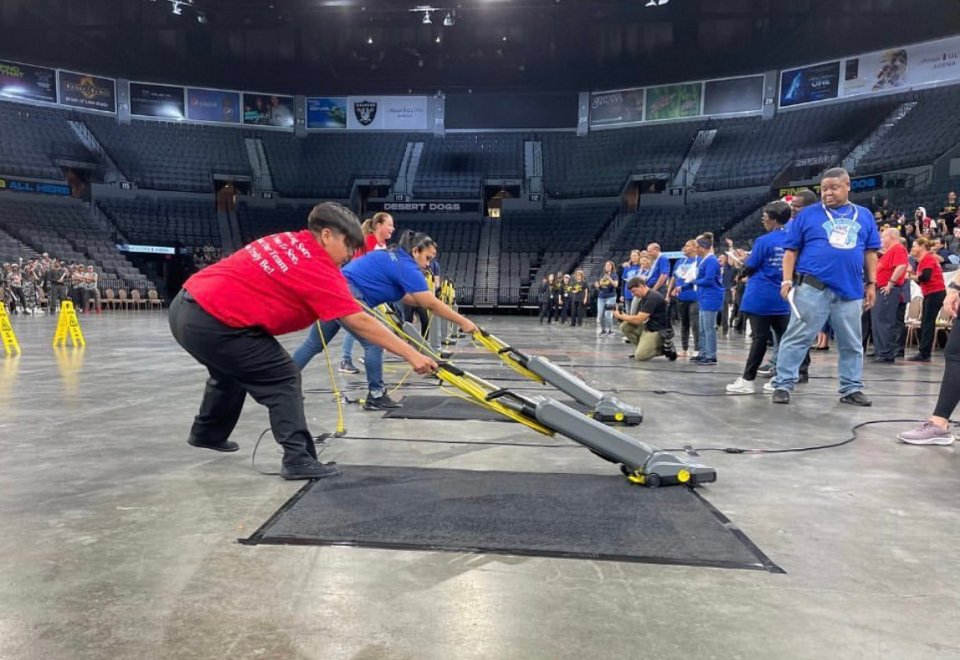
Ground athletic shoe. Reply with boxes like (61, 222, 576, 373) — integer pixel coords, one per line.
(281, 460, 340, 480)
(726, 377, 755, 394)
(762, 382, 776, 394)
(756, 364, 775, 378)
(908, 354, 931, 362)
(689, 351, 700, 359)
(338, 360, 360, 374)
(187, 437, 240, 452)
(897, 421, 956, 446)
(772, 389, 790, 404)
(363, 393, 403, 410)
(798, 373, 809, 384)
(839, 391, 872, 407)
(871, 357, 895, 364)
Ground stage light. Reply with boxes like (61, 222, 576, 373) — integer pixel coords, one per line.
(422, 11, 432, 24)
(196, 13, 207, 23)
(443, 12, 454, 26)
(367, 35, 374, 44)
(171, 1, 182, 14)
(435, 35, 441, 43)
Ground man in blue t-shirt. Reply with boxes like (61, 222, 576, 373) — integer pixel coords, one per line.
(669, 240, 701, 356)
(646, 242, 671, 294)
(293, 231, 477, 410)
(770, 168, 881, 406)
(693, 235, 723, 364)
(621, 250, 642, 305)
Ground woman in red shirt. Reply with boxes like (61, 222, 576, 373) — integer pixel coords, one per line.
(342, 212, 396, 373)
(909, 236, 946, 362)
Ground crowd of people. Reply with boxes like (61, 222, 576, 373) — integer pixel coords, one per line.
(1, 254, 101, 315)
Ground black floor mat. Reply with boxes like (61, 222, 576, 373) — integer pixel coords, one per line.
(383, 395, 588, 422)
(241, 465, 781, 572)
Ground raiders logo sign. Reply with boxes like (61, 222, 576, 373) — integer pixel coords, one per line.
(354, 100, 377, 126)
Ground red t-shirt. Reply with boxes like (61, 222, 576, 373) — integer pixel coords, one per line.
(876, 243, 909, 287)
(916, 252, 946, 297)
(352, 233, 385, 260)
(184, 230, 361, 335)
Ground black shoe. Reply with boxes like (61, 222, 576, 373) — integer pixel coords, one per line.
(281, 460, 340, 480)
(772, 389, 790, 404)
(187, 437, 240, 452)
(865, 352, 876, 358)
(896, 350, 905, 358)
(798, 373, 809, 383)
(439, 350, 453, 359)
(364, 393, 403, 410)
(839, 391, 872, 407)
(908, 354, 931, 362)
(697, 358, 717, 365)
(871, 356, 895, 364)
(664, 351, 678, 362)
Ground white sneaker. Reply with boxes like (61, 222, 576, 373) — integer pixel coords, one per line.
(762, 382, 775, 393)
(726, 377, 755, 394)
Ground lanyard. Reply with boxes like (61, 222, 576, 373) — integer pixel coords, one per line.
(822, 203, 858, 224)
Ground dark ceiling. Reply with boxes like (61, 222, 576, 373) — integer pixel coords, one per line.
(2, 0, 960, 95)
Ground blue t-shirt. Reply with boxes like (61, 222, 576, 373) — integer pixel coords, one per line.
(647, 255, 670, 291)
(740, 228, 790, 316)
(671, 256, 700, 303)
(784, 203, 881, 301)
(342, 249, 428, 307)
(622, 263, 641, 301)
(694, 253, 724, 312)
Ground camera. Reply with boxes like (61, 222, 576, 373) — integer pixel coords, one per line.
(604, 302, 617, 310)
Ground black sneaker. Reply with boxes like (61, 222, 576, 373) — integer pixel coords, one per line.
(871, 356, 895, 364)
(839, 391, 872, 407)
(772, 389, 790, 404)
(281, 460, 340, 480)
(338, 360, 360, 374)
(798, 373, 809, 383)
(187, 437, 240, 452)
(908, 354, 931, 362)
(364, 393, 403, 410)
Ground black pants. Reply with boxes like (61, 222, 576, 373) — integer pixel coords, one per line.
(870, 285, 902, 360)
(676, 300, 699, 352)
(539, 296, 555, 323)
(933, 318, 960, 419)
(895, 301, 907, 355)
(918, 290, 946, 358)
(744, 314, 790, 381)
(560, 297, 572, 324)
(571, 299, 585, 326)
(168, 290, 317, 465)
(403, 303, 430, 339)
(721, 290, 734, 334)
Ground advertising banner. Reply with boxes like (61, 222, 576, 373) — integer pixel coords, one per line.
(306, 97, 347, 129)
(367, 200, 482, 214)
(0, 60, 57, 104)
(645, 83, 702, 121)
(58, 70, 116, 112)
(346, 96, 428, 130)
(186, 87, 241, 124)
(0, 177, 71, 196)
(779, 61, 840, 107)
(703, 75, 764, 115)
(130, 82, 185, 119)
(242, 93, 295, 128)
(844, 36, 960, 97)
(588, 88, 645, 127)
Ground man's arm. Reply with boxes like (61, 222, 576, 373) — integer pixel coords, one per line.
(613, 309, 650, 326)
(779, 249, 797, 299)
(863, 250, 878, 309)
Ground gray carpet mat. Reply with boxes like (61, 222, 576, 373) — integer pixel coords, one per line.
(241, 465, 782, 572)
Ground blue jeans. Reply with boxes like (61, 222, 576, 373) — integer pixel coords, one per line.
(698, 309, 718, 360)
(771, 283, 864, 394)
(292, 321, 386, 396)
(341, 331, 357, 363)
(597, 296, 615, 331)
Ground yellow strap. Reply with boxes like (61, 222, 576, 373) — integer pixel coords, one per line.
(472, 331, 543, 383)
(315, 320, 346, 436)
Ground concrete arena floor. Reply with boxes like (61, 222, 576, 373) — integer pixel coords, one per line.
(1, 311, 959, 660)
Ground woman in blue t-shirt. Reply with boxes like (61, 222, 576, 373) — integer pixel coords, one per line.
(693, 234, 724, 364)
(292, 231, 477, 411)
(593, 261, 619, 336)
(727, 202, 792, 394)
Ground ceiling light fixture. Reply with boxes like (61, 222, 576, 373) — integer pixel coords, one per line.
(443, 11, 454, 26)
(422, 10, 432, 24)
(171, 1, 182, 15)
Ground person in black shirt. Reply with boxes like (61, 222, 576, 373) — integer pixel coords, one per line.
(939, 191, 957, 233)
(614, 276, 669, 361)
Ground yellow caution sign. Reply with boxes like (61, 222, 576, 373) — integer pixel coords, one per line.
(0, 302, 21, 356)
(52, 300, 86, 348)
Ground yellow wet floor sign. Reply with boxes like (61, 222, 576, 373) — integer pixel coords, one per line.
(52, 300, 86, 348)
(0, 302, 20, 356)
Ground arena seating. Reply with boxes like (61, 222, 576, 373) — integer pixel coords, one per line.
(540, 124, 698, 197)
(0, 196, 149, 288)
(237, 204, 314, 243)
(260, 132, 407, 198)
(0, 102, 88, 180)
(97, 197, 221, 248)
(83, 116, 250, 193)
(413, 134, 524, 198)
(695, 95, 903, 191)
